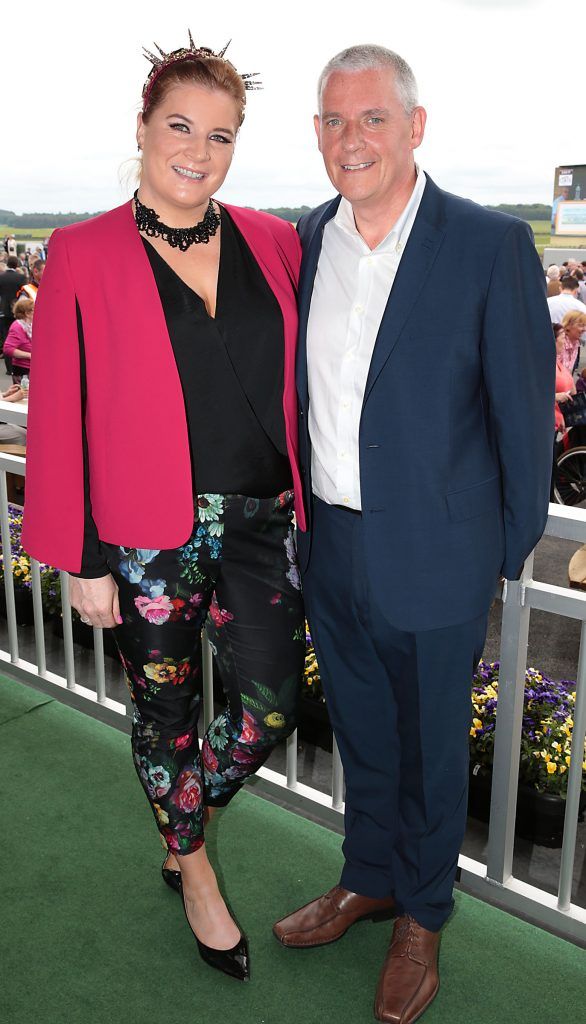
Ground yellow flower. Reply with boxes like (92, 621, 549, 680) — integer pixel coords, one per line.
(264, 712, 286, 729)
(546, 762, 557, 774)
(144, 661, 177, 684)
(566, 756, 572, 766)
(559, 766, 567, 774)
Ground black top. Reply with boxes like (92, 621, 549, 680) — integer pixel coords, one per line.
(75, 207, 292, 578)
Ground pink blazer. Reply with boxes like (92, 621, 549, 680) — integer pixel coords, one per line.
(22, 200, 306, 573)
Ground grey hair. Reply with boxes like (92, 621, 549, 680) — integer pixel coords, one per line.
(546, 265, 560, 280)
(317, 44, 419, 115)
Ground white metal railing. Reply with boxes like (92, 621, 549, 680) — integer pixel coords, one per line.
(0, 451, 585, 945)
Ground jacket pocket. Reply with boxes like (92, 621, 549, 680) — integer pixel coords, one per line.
(445, 474, 502, 523)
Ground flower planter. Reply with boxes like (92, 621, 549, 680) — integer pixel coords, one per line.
(51, 614, 120, 660)
(0, 582, 35, 626)
(468, 764, 586, 847)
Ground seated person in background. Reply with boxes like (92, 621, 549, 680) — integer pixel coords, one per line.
(0, 383, 27, 445)
(3, 297, 33, 382)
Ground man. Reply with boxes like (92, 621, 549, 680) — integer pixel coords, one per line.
(573, 267, 586, 306)
(547, 274, 586, 323)
(546, 264, 561, 297)
(0, 255, 25, 343)
(16, 259, 45, 301)
(273, 45, 554, 1023)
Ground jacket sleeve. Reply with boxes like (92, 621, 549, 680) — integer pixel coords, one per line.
(21, 229, 88, 573)
(480, 220, 555, 579)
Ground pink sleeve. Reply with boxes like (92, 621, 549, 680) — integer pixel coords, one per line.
(21, 229, 86, 571)
(2, 322, 21, 358)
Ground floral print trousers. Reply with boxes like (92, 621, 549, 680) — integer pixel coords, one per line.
(102, 491, 305, 856)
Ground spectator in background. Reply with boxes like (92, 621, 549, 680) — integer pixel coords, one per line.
(5, 235, 17, 258)
(3, 297, 33, 381)
(554, 323, 576, 432)
(573, 267, 586, 305)
(16, 260, 44, 301)
(547, 275, 586, 324)
(546, 264, 561, 297)
(0, 256, 25, 343)
(560, 309, 586, 374)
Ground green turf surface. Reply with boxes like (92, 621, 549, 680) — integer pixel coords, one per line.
(0, 674, 584, 1024)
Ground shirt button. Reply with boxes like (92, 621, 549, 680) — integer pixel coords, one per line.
(396, 242, 403, 253)
(342, 497, 350, 504)
(342, 400, 350, 409)
(354, 304, 363, 314)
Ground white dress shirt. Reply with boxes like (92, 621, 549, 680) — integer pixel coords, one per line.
(307, 166, 427, 510)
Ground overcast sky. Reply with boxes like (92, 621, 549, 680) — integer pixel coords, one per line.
(2, 0, 578, 214)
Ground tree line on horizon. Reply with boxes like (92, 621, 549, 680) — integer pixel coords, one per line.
(1, 202, 552, 229)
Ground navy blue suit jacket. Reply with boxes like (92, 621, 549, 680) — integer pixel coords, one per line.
(295, 175, 555, 631)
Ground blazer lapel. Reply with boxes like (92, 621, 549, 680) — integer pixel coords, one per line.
(296, 197, 341, 407)
(364, 184, 446, 403)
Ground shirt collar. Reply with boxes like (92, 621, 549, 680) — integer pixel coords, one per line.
(333, 165, 427, 253)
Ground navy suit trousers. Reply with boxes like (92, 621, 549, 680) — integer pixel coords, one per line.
(303, 498, 489, 932)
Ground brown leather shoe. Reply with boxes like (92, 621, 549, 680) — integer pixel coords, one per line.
(374, 915, 440, 1023)
(273, 885, 395, 948)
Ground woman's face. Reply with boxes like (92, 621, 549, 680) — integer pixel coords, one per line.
(556, 329, 567, 355)
(136, 83, 240, 220)
(566, 321, 586, 342)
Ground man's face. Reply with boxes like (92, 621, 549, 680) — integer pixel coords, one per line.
(314, 67, 426, 210)
(32, 264, 44, 284)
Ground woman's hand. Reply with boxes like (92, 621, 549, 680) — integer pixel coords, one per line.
(69, 574, 122, 628)
(556, 391, 573, 403)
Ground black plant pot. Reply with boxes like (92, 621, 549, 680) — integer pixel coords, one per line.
(468, 764, 586, 847)
(51, 614, 120, 660)
(0, 582, 35, 626)
(298, 694, 333, 752)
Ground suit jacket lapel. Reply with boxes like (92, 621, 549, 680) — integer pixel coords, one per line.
(364, 183, 446, 402)
(296, 197, 341, 407)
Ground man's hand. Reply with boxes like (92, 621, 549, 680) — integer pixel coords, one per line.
(69, 574, 122, 628)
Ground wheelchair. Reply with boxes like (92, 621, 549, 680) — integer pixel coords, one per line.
(552, 424, 586, 506)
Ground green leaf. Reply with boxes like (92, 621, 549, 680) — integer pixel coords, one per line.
(252, 680, 278, 707)
(241, 694, 266, 713)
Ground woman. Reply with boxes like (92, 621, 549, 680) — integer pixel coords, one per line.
(22, 35, 307, 982)
(560, 309, 586, 373)
(3, 296, 33, 381)
(553, 323, 576, 432)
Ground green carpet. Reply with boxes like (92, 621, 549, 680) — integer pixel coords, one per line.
(0, 673, 584, 1024)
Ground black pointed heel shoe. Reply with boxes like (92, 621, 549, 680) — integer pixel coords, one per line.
(182, 896, 250, 982)
(161, 856, 183, 894)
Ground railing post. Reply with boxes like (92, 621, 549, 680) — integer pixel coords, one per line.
(486, 555, 533, 885)
(59, 571, 76, 689)
(0, 470, 19, 664)
(30, 558, 46, 676)
(558, 620, 586, 911)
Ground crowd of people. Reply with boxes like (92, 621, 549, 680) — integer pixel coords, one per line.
(549, 261, 586, 433)
(0, 240, 46, 444)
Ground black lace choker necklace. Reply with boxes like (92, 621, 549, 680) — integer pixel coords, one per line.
(133, 191, 221, 250)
